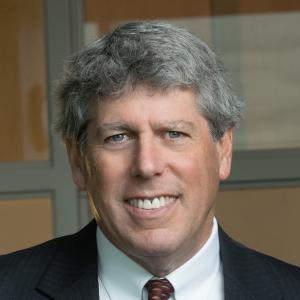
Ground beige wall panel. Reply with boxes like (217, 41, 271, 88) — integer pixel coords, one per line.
(216, 187, 300, 266)
(0, 198, 53, 254)
(0, 0, 48, 162)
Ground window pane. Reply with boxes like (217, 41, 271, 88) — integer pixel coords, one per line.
(84, 0, 211, 36)
(219, 12, 300, 150)
(0, 0, 49, 162)
(83, 0, 300, 150)
(0, 197, 53, 254)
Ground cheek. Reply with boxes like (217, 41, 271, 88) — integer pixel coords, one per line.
(173, 151, 220, 200)
(85, 154, 130, 202)
(173, 150, 217, 182)
(85, 160, 122, 222)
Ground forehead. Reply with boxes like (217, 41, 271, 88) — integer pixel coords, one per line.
(94, 86, 202, 123)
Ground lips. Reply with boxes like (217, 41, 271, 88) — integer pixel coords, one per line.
(126, 196, 177, 210)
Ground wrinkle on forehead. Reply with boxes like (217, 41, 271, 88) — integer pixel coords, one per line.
(90, 86, 205, 139)
(97, 120, 195, 131)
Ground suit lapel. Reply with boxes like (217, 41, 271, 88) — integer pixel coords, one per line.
(219, 226, 283, 300)
(36, 221, 99, 300)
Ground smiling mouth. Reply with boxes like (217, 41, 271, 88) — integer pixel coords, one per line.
(126, 196, 178, 210)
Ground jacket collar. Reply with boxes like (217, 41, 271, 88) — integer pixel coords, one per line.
(218, 226, 283, 300)
(36, 221, 99, 300)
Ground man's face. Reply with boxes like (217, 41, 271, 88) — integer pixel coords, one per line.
(68, 86, 232, 271)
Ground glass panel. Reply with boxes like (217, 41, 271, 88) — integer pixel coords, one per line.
(84, 0, 211, 43)
(0, 197, 53, 254)
(216, 187, 300, 266)
(0, 0, 49, 162)
(84, 0, 300, 151)
(218, 12, 300, 150)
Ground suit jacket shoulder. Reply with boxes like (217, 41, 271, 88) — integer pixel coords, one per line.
(219, 226, 300, 300)
(0, 221, 98, 300)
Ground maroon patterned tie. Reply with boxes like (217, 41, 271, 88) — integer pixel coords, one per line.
(145, 278, 174, 300)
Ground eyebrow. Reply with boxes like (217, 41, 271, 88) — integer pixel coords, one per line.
(95, 122, 131, 138)
(96, 120, 195, 134)
(97, 122, 131, 131)
(156, 120, 195, 131)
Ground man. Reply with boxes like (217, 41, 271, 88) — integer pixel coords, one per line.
(0, 21, 299, 300)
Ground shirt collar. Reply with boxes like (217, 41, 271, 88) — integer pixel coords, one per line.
(97, 217, 220, 299)
(97, 229, 152, 299)
(166, 218, 221, 299)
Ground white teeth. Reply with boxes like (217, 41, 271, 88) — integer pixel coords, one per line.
(152, 198, 160, 209)
(128, 196, 177, 209)
(138, 199, 143, 208)
(143, 199, 151, 209)
(159, 196, 165, 206)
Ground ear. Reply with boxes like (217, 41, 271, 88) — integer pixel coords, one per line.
(65, 140, 87, 191)
(217, 128, 233, 181)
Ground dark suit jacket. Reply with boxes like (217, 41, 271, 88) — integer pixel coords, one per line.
(1, 220, 300, 299)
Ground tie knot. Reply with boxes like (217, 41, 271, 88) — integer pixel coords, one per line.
(145, 278, 174, 300)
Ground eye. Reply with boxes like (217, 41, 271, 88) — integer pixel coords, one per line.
(166, 131, 184, 139)
(105, 133, 130, 143)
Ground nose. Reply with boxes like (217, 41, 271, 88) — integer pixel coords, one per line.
(130, 137, 165, 179)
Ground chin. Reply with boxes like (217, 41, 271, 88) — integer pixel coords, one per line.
(127, 235, 180, 258)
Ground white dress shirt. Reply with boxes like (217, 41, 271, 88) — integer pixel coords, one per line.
(97, 218, 224, 300)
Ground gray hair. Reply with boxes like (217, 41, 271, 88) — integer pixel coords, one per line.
(55, 21, 243, 149)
